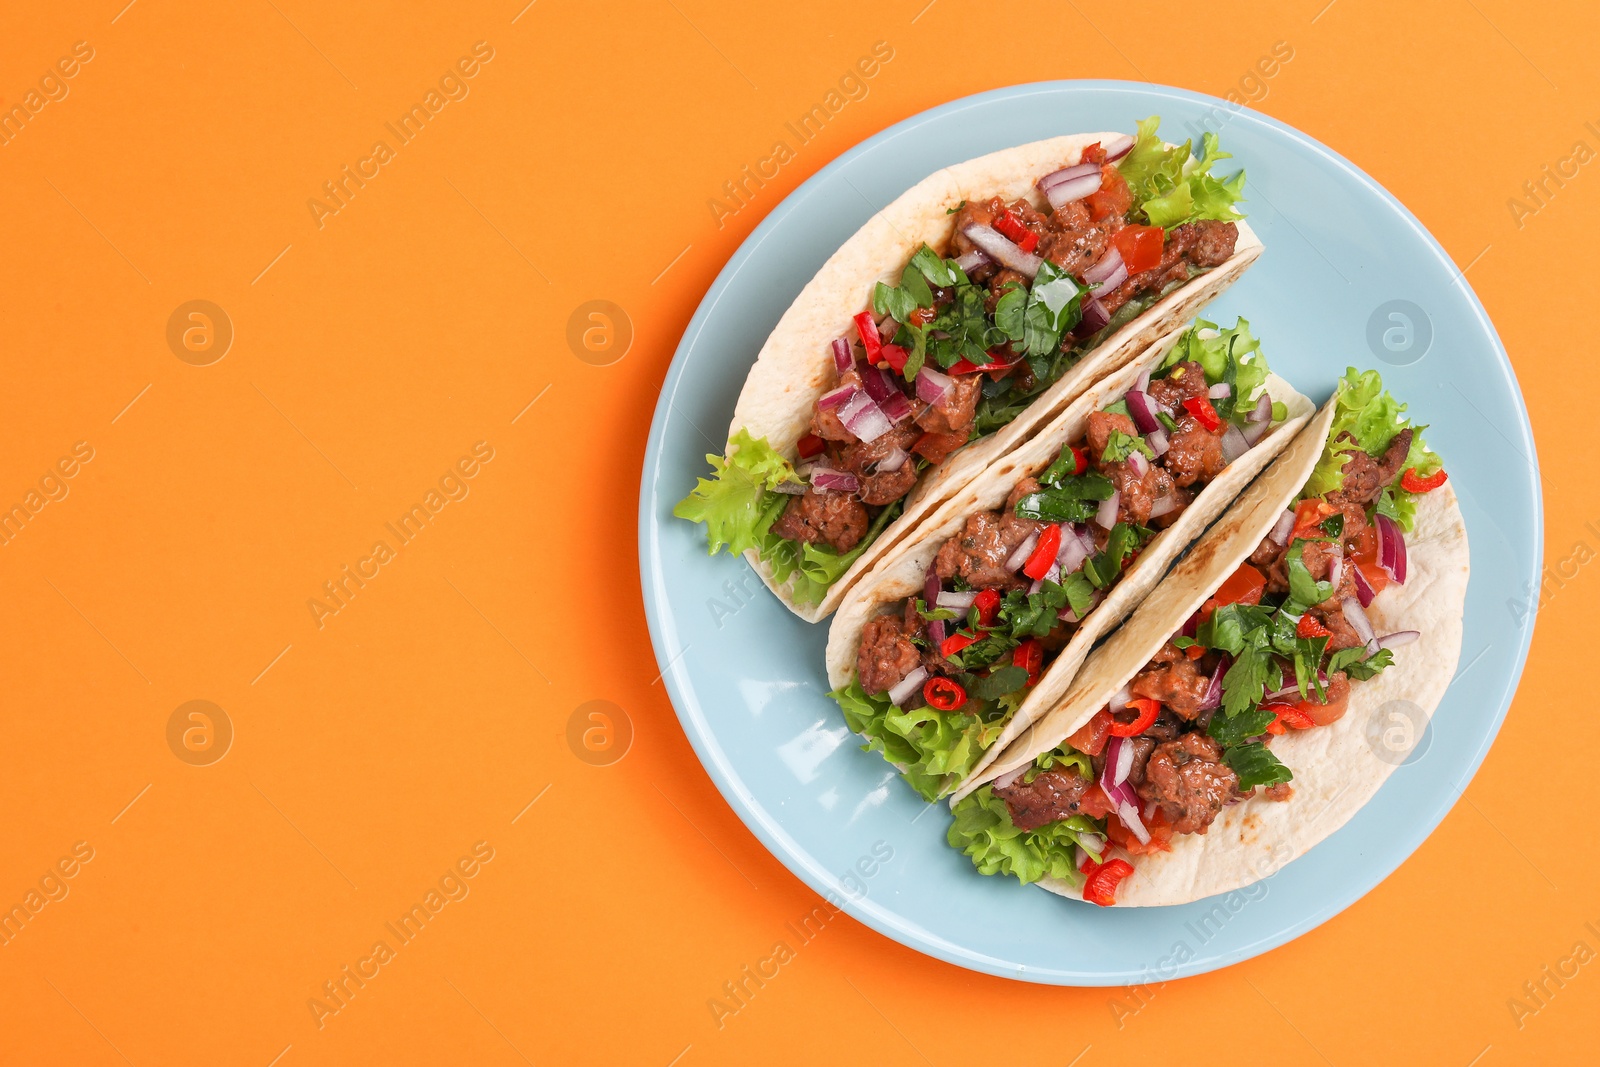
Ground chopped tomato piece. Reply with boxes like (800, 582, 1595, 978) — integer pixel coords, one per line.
(1401, 467, 1448, 493)
(1291, 499, 1338, 542)
(947, 353, 1007, 375)
(797, 433, 825, 459)
(1012, 638, 1044, 684)
(923, 676, 966, 711)
(1111, 225, 1164, 273)
(1104, 806, 1172, 856)
(1080, 142, 1105, 165)
(1296, 614, 1332, 639)
(880, 344, 908, 373)
(1065, 709, 1113, 757)
(1202, 562, 1265, 619)
(1110, 697, 1160, 737)
(1067, 446, 1088, 476)
(1181, 395, 1222, 432)
(1081, 857, 1136, 906)
(973, 589, 1001, 626)
(1184, 644, 1205, 660)
(1353, 550, 1390, 597)
(853, 311, 881, 362)
(1079, 783, 1116, 819)
(940, 631, 981, 658)
(1023, 524, 1062, 580)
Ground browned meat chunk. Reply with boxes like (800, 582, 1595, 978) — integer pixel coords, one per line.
(911, 430, 966, 465)
(1163, 414, 1227, 488)
(1136, 733, 1238, 835)
(856, 613, 921, 696)
(770, 488, 868, 554)
(915, 373, 981, 437)
(1146, 361, 1209, 412)
(934, 510, 1030, 590)
(1037, 197, 1113, 278)
(835, 425, 920, 507)
(1101, 220, 1237, 317)
(1308, 600, 1365, 652)
(1326, 428, 1412, 508)
(1086, 410, 1138, 458)
(994, 768, 1093, 831)
(1128, 642, 1214, 720)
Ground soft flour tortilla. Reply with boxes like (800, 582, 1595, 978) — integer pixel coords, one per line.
(729, 132, 1263, 622)
(824, 323, 1313, 798)
(967, 396, 1469, 906)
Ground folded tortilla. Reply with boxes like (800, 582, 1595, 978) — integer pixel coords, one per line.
(824, 323, 1312, 797)
(963, 395, 1470, 905)
(731, 133, 1262, 622)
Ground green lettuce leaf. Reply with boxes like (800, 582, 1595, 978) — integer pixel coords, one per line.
(672, 428, 796, 557)
(1301, 368, 1443, 532)
(1158, 317, 1270, 418)
(1118, 118, 1246, 229)
(830, 679, 1007, 801)
(947, 785, 1102, 886)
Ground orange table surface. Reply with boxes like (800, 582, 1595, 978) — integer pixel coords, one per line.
(0, 1, 1593, 1063)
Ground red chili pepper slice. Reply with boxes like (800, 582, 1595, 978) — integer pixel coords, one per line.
(940, 631, 981, 659)
(1296, 614, 1332, 639)
(1017, 231, 1040, 254)
(1111, 224, 1164, 273)
(1080, 856, 1135, 907)
(797, 433, 826, 459)
(880, 344, 908, 373)
(1022, 524, 1062, 580)
(973, 589, 1001, 626)
(1109, 697, 1160, 737)
(1264, 702, 1315, 733)
(1012, 638, 1043, 684)
(1181, 395, 1222, 432)
(1069, 446, 1088, 476)
(1400, 467, 1448, 493)
(923, 676, 967, 711)
(853, 311, 882, 363)
(994, 209, 1033, 246)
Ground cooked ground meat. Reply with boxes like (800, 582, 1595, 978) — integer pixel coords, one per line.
(911, 430, 966, 465)
(1163, 414, 1227, 488)
(1137, 733, 1239, 835)
(1308, 599, 1365, 651)
(1327, 429, 1412, 508)
(1129, 641, 1214, 720)
(994, 768, 1095, 831)
(1085, 409, 1137, 458)
(1146, 361, 1210, 411)
(855, 613, 921, 695)
(1101, 220, 1237, 317)
(834, 424, 921, 507)
(934, 509, 1034, 590)
(915, 373, 981, 437)
(770, 488, 868, 554)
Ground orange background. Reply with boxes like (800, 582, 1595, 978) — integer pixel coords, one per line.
(0, 1, 1592, 1063)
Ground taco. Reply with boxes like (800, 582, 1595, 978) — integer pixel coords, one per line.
(675, 117, 1262, 622)
(823, 316, 1314, 800)
(947, 368, 1466, 907)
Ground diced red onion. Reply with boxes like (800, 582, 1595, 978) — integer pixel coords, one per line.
(924, 569, 944, 647)
(1044, 172, 1103, 210)
(1375, 513, 1408, 584)
(1096, 491, 1120, 529)
(954, 248, 989, 273)
(1116, 800, 1151, 845)
(1127, 450, 1150, 478)
(831, 337, 853, 373)
(1125, 390, 1161, 435)
(1057, 526, 1090, 575)
(861, 368, 914, 424)
(1241, 412, 1272, 446)
(1058, 590, 1101, 624)
(887, 665, 928, 707)
(1077, 832, 1106, 857)
(1220, 424, 1251, 463)
(1103, 134, 1134, 161)
(1084, 246, 1125, 287)
(1077, 297, 1110, 335)
(838, 391, 892, 443)
(818, 385, 855, 410)
(1038, 161, 1099, 193)
(1005, 531, 1040, 573)
(937, 590, 976, 612)
(961, 223, 1042, 278)
(1377, 630, 1420, 649)
(1199, 654, 1229, 711)
(1027, 563, 1060, 594)
(1268, 508, 1295, 546)
(877, 447, 910, 473)
(878, 392, 914, 424)
(1328, 549, 1344, 592)
(1146, 428, 1169, 456)
(1076, 525, 1098, 554)
(1351, 561, 1376, 607)
(1341, 597, 1378, 654)
(810, 468, 859, 493)
(1208, 383, 1232, 399)
(1148, 494, 1178, 519)
(915, 366, 954, 405)
(1111, 735, 1135, 786)
(1247, 392, 1273, 423)
(1109, 683, 1132, 710)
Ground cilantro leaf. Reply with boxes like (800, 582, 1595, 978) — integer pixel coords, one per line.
(1284, 541, 1334, 608)
(1224, 742, 1293, 790)
(1209, 705, 1275, 746)
(1014, 472, 1116, 524)
(1101, 428, 1155, 464)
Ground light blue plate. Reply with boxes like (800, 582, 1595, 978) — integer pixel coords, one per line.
(638, 82, 1538, 984)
